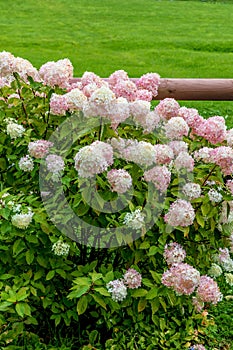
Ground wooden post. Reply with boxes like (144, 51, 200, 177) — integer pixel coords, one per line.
(70, 78, 233, 101)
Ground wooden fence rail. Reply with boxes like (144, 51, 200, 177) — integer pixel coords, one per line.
(70, 78, 233, 101)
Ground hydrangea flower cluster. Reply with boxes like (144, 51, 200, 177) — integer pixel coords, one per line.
(107, 169, 132, 194)
(182, 182, 202, 200)
(162, 243, 222, 310)
(52, 240, 70, 256)
(74, 141, 113, 178)
(28, 140, 54, 159)
(123, 209, 145, 230)
(164, 199, 195, 227)
(106, 268, 142, 302)
(11, 208, 34, 229)
(18, 155, 34, 172)
(189, 345, 206, 350)
(5, 118, 25, 139)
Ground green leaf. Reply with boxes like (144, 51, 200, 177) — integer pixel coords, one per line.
(139, 241, 150, 249)
(26, 250, 34, 265)
(16, 303, 25, 317)
(46, 270, 55, 280)
(77, 295, 88, 315)
(17, 287, 28, 301)
(102, 271, 114, 283)
(0, 274, 14, 280)
(0, 301, 13, 311)
(89, 272, 103, 283)
(56, 269, 66, 278)
(37, 255, 48, 268)
(13, 239, 26, 256)
(34, 269, 44, 281)
(68, 285, 90, 299)
(148, 246, 159, 256)
(91, 293, 107, 310)
(146, 288, 158, 300)
(196, 211, 205, 228)
(94, 287, 111, 296)
(150, 270, 161, 284)
(138, 298, 147, 312)
(131, 288, 148, 298)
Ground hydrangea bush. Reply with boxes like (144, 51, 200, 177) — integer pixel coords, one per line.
(0, 51, 233, 349)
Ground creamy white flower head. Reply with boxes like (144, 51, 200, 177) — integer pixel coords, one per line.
(6, 119, 25, 139)
(11, 208, 33, 229)
(123, 209, 145, 230)
(52, 240, 70, 256)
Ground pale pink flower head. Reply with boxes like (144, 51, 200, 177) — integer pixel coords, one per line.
(135, 89, 153, 101)
(196, 275, 222, 304)
(107, 169, 132, 194)
(182, 182, 201, 200)
(74, 141, 113, 178)
(162, 263, 200, 295)
(65, 88, 87, 111)
(174, 152, 194, 172)
(0, 51, 15, 77)
(155, 98, 180, 120)
(164, 117, 189, 140)
(154, 144, 174, 164)
(106, 279, 127, 302)
(226, 128, 233, 147)
(113, 79, 137, 102)
(130, 100, 151, 122)
(178, 106, 203, 133)
(192, 296, 205, 313)
(168, 141, 188, 156)
(123, 268, 142, 289)
(107, 97, 130, 129)
(163, 242, 186, 266)
(144, 165, 171, 193)
(50, 93, 69, 116)
(199, 116, 226, 145)
(28, 140, 53, 159)
(19, 155, 34, 172)
(192, 345, 206, 350)
(136, 72, 160, 97)
(39, 58, 73, 88)
(123, 141, 156, 166)
(193, 147, 214, 164)
(108, 70, 129, 87)
(88, 86, 116, 116)
(210, 146, 233, 175)
(45, 154, 65, 173)
(164, 199, 195, 227)
(215, 247, 233, 272)
(13, 56, 40, 82)
(81, 71, 103, 87)
(142, 110, 161, 133)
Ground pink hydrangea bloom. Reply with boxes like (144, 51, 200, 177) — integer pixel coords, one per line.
(141, 110, 161, 133)
(174, 152, 194, 172)
(192, 296, 205, 313)
(199, 116, 226, 144)
(107, 169, 132, 193)
(163, 242, 186, 266)
(81, 71, 103, 87)
(164, 199, 195, 227)
(144, 165, 171, 193)
(164, 117, 189, 140)
(193, 147, 214, 163)
(106, 279, 127, 302)
(28, 140, 53, 159)
(136, 72, 160, 97)
(113, 79, 137, 102)
(155, 98, 180, 120)
(0, 51, 15, 76)
(210, 146, 233, 175)
(13, 56, 40, 82)
(162, 263, 200, 295)
(123, 140, 156, 166)
(50, 93, 69, 116)
(215, 248, 233, 272)
(178, 106, 204, 134)
(135, 89, 153, 101)
(154, 144, 174, 165)
(108, 70, 129, 87)
(123, 268, 142, 289)
(65, 88, 87, 111)
(168, 141, 188, 156)
(74, 141, 113, 178)
(182, 182, 202, 200)
(226, 128, 233, 147)
(39, 58, 73, 88)
(196, 275, 222, 304)
(130, 100, 151, 123)
(107, 97, 130, 129)
(45, 154, 65, 173)
(88, 86, 116, 117)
